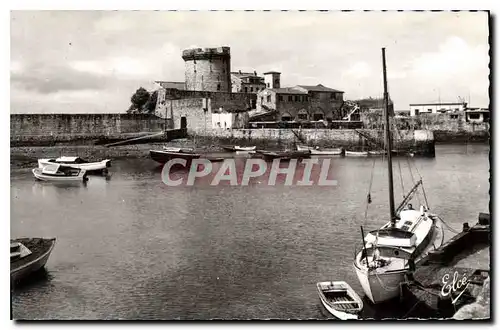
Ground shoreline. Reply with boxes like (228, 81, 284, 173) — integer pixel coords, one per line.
(10, 139, 488, 169)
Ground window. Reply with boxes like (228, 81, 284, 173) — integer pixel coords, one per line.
(275, 79, 279, 85)
(288, 95, 293, 102)
(313, 113, 324, 121)
(267, 83, 270, 88)
(267, 95, 271, 102)
(281, 115, 292, 121)
(469, 113, 480, 120)
(250, 87, 253, 92)
(427, 109, 432, 113)
(278, 95, 284, 102)
(261, 97, 264, 104)
(217, 84, 221, 91)
(244, 87, 248, 93)
(331, 93, 336, 100)
(414, 109, 420, 116)
(295, 96, 299, 102)
(455, 108, 459, 111)
(450, 114, 459, 119)
(298, 113, 308, 120)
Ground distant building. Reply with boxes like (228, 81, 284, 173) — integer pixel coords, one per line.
(465, 108, 490, 123)
(256, 83, 344, 121)
(231, 70, 266, 93)
(409, 102, 467, 116)
(263, 71, 281, 89)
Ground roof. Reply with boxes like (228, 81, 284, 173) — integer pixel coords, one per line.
(409, 102, 466, 106)
(295, 84, 344, 93)
(267, 88, 308, 95)
(263, 71, 281, 75)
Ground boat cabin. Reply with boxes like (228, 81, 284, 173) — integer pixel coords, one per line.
(41, 164, 82, 176)
(51, 156, 88, 164)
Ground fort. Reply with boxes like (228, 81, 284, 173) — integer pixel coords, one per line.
(9, 45, 489, 154)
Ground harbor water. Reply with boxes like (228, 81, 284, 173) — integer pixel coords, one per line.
(10, 144, 490, 320)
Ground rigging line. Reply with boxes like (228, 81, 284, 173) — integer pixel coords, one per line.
(398, 159, 405, 199)
(363, 157, 377, 223)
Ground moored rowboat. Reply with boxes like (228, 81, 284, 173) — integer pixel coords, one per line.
(11, 237, 56, 283)
(32, 164, 88, 182)
(222, 145, 257, 152)
(345, 151, 369, 157)
(316, 281, 363, 320)
(38, 156, 110, 173)
(149, 150, 201, 164)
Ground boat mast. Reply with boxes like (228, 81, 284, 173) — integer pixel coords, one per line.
(382, 48, 396, 225)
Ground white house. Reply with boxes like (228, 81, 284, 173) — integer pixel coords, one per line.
(409, 102, 467, 116)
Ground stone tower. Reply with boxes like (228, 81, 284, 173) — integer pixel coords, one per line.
(182, 46, 231, 92)
(263, 71, 281, 89)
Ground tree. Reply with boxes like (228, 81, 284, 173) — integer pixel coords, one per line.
(143, 90, 158, 114)
(127, 87, 159, 114)
(128, 87, 150, 113)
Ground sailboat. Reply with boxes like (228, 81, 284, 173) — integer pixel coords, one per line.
(353, 48, 443, 304)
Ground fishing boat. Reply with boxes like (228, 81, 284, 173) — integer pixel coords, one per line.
(353, 48, 442, 305)
(316, 281, 363, 320)
(345, 151, 369, 157)
(297, 145, 344, 156)
(255, 149, 310, 161)
(368, 150, 386, 156)
(163, 146, 195, 153)
(11, 237, 56, 283)
(222, 145, 257, 152)
(32, 164, 88, 182)
(38, 156, 111, 173)
(149, 149, 201, 164)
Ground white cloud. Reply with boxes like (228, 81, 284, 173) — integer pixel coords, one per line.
(411, 36, 489, 77)
(342, 62, 372, 80)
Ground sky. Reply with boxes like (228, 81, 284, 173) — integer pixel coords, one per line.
(10, 11, 490, 113)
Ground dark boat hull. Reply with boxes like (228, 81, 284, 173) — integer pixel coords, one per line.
(11, 238, 56, 283)
(150, 150, 201, 164)
(255, 150, 311, 161)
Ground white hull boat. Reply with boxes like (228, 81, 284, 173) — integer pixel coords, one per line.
(163, 146, 195, 153)
(38, 156, 110, 172)
(316, 281, 363, 320)
(353, 49, 443, 305)
(297, 145, 344, 155)
(33, 164, 88, 182)
(222, 145, 256, 152)
(345, 151, 369, 157)
(368, 150, 386, 156)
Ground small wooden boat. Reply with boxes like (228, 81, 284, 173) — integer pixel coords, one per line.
(298, 145, 344, 155)
(11, 237, 56, 283)
(316, 281, 363, 320)
(345, 151, 369, 157)
(38, 156, 111, 173)
(255, 149, 311, 161)
(32, 164, 88, 182)
(149, 149, 201, 164)
(368, 150, 386, 156)
(222, 145, 257, 152)
(163, 146, 195, 153)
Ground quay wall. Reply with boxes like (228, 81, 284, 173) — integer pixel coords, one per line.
(190, 128, 435, 156)
(10, 114, 173, 146)
(362, 113, 490, 143)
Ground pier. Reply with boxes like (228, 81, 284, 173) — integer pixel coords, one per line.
(401, 213, 490, 319)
